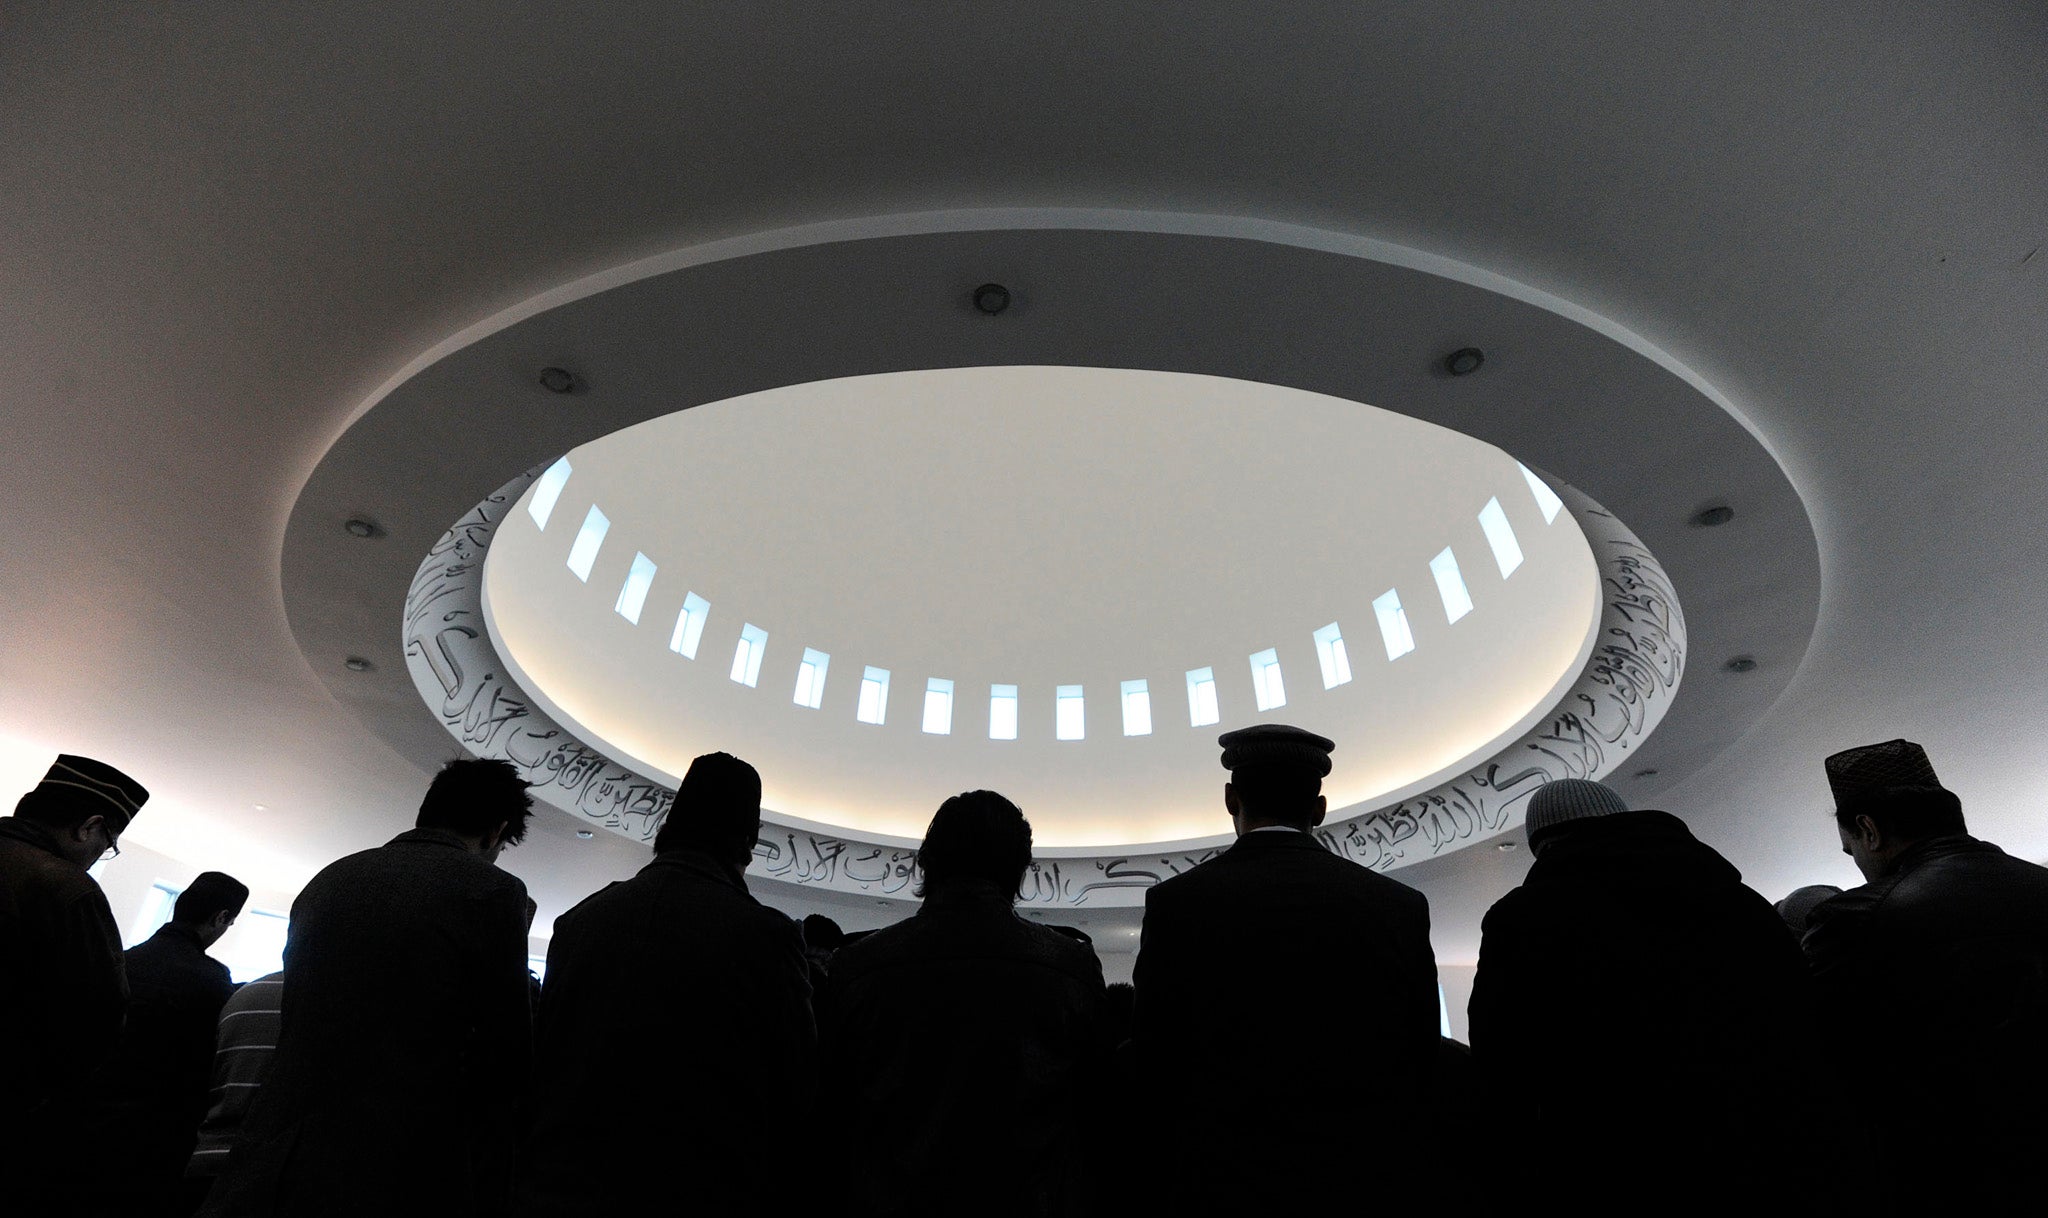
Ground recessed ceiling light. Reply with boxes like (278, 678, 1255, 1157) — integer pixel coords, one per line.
(972, 283, 1011, 315)
(253, 804, 268, 812)
(1692, 505, 1736, 528)
(1724, 656, 1758, 673)
(1444, 347, 1485, 376)
(537, 366, 578, 394)
(343, 517, 382, 539)
(343, 656, 373, 672)
(1497, 840, 1518, 851)
(1632, 768, 1659, 779)
(575, 829, 594, 839)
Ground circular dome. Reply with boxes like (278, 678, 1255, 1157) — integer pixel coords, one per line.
(478, 365, 1601, 849)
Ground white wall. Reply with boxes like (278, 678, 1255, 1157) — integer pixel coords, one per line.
(93, 838, 298, 975)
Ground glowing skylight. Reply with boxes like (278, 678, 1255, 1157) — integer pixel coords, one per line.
(1121, 680, 1153, 737)
(1430, 547, 1474, 623)
(527, 456, 573, 530)
(614, 553, 657, 624)
(669, 592, 710, 659)
(923, 678, 954, 735)
(1312, 623, 1352, 689)
(1519, 462, 1565, 524)
(1479, 497, 1524, 577)
(1187, 668, 1220, 727)
(1056, 685, 1086, 741)
(730, 624, 768, 687)
(857, 666, 890, 725)
(989, 684, 1019, 740)
(793, 648, 830, 709)
(1250, 649, 1285, 711)
(566, 505, 609, 582)
(1374, 589, 1416, 660)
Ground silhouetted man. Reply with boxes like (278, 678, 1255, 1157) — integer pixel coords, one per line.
(201, 758, 535, 1217)
(516, 753, 814, 1217)
(1133, 725, 1438, 1214)
(0, 753, 146, 1211)
(82, 870, 248, 1215)
(1467, 778, 1819, 1216)
(820, 790, 1107, 1218)
(1803, 739, 2048, 1215)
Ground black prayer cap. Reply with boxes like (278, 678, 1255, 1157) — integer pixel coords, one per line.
(1217, 724, 1335, 778)
(1824, 738, 1943, 808)
(33, 754, 148, 830)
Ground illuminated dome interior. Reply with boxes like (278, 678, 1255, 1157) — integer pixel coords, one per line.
(480, 365, 1601, 848)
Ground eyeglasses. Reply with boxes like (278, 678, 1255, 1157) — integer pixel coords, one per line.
(96, 821, 121, 864)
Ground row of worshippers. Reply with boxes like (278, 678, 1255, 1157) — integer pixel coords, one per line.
(6, 729, 2047, 1217)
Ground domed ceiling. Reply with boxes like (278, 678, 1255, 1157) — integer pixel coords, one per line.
(479, 366, 1602, 848)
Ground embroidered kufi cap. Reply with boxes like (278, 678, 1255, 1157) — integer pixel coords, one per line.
(1824, 739, 1943, 808)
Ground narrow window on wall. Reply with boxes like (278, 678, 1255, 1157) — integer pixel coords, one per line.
(923, 678, 954, 735)
(989, 684, 1019, 740)
(126, 881, 182, 948)
(1479, 496, 1524, 577)
(1056, 685, 1085, 740)
(1374, 589, 1416, 660)
(730, 624, 768, 687)
(1249, 649, 1285, 711)
(566, 505, 609, 582)
(1121, 679, 1153, 737)
(1430, 547, 1474, 623)
(614, 553, 657, 624)
(527, 456, 573, 530)
(1518, 462, 1565, 524)
(1187, 667, 1220, 727)
(669, 592, 710, 659)
(1312, 623, 1352, 689)
(793, 648, 830, 709)
(856, 666, 890, 725)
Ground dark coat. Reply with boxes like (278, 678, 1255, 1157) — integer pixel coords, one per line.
(515, 847, 815, 1217)
(80, 922, 235, 1211)
(1468, 810, 1818, 1216)
(200, 828, 532, 1218)
(818, 885, 1107, 1218)
(1803, 834, 2048, 1215)
(0, 815, 127, 1210)
(0, 816, 127, 1111)
(1132, 829, 1438, 1212)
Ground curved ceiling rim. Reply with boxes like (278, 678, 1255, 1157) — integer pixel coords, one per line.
(283, 221, 1819, 838)
(402, 466, 1681, 907)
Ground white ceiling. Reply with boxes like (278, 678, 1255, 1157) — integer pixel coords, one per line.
(4, 3, 2044, 963)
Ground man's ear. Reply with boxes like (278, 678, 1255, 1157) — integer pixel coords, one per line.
(1224, 782, 1241, 818)
(482, 820, 509, 853)
(72, 814, 105, 844)
(1307, 795, 1327, 830)
(1854, 813, 1884, 851)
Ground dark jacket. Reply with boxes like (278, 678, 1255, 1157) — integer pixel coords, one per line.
(1469, 810, 1817, 1216)
(0, 815, 127, 1208)
(818, 884, 1107, 1218)
(1803, 833, 2048, 1215)
(1132, 829, 1438, 1212)
(81, 922, 236, 1210)
(515, 847, 815, 1217)
(200, 828, 531, 1218)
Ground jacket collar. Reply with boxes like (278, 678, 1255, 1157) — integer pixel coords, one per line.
(387, 826, 482, 853)
(1887, 832, 1990, 877)
(0, 815, 77, 867)
(645, 845, 750, 892)
(1224, 827, 1329, 856)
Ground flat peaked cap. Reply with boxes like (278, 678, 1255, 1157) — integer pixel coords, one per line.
(35, 754, 148, 829)
(1825, 738, 1942, 806)
(1217, 724, 1335, 777)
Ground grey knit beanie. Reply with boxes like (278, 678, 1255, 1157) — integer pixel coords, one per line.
(1524, 778, 1628, 851)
